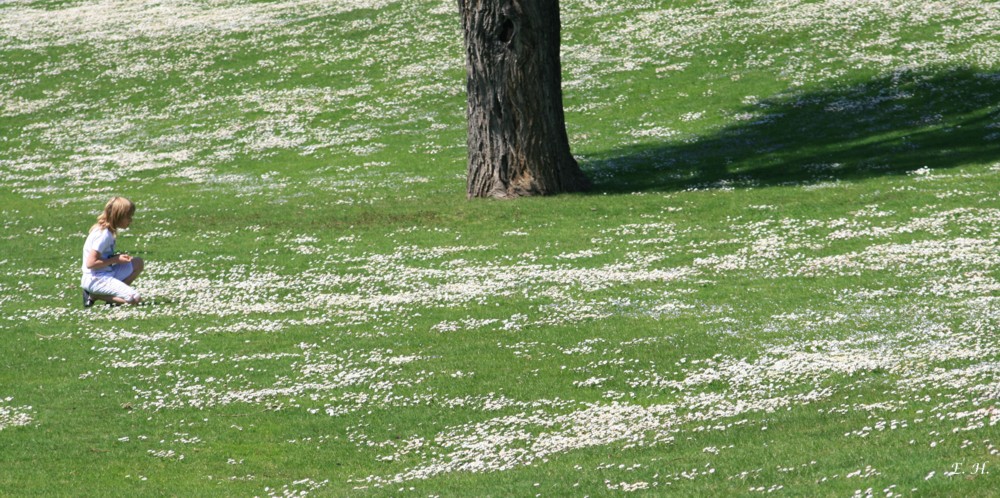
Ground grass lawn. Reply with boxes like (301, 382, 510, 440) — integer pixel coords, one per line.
(2, 0, 999, 496)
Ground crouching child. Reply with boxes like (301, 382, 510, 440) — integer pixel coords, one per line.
(81, 197, 144, 307)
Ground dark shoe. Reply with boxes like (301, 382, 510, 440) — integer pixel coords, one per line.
(83, 290, 94, 308)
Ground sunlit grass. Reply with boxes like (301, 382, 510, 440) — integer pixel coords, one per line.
(3, 0, 1000, 496)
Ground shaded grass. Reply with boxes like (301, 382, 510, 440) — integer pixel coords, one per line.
(585, 68, 1000, 193)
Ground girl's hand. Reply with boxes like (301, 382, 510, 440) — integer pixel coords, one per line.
(117, 254, 133, 263)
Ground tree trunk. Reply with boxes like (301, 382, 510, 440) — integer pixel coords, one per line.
(459, 0, 590, 199)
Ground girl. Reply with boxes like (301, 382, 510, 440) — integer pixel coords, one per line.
(81, 197, 144, 307)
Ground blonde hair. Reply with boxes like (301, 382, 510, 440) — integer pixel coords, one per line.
(90, 196, 136, 235)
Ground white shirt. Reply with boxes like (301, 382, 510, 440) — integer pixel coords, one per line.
(82, 228, 116, 277)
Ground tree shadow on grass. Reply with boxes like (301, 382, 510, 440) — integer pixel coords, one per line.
(581, 67, 1000, 194)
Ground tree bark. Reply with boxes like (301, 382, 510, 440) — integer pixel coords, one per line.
(459, 0, 590, 198)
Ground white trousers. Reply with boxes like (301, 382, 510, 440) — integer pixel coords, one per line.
(81, 262, 140, 302)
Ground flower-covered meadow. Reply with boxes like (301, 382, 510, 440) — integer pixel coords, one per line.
(2, 0, 999, 495)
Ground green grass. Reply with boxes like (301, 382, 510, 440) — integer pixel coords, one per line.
(3, 0, 1000, 496)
